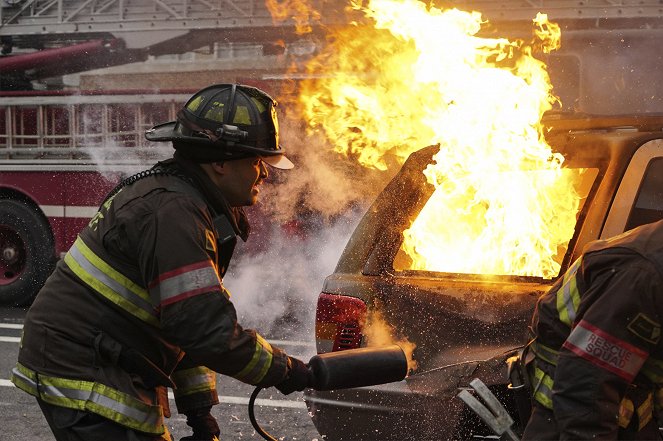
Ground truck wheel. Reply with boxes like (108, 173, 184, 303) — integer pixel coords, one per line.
(0, 200, 55, 306)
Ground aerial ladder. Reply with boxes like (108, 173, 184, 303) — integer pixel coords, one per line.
(2, 0, 663, 48)
(1, 0, 663, 104)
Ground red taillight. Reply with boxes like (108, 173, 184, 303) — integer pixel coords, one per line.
(315, 293, 367, 353)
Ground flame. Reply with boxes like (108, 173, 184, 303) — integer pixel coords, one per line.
(265, 0, 320, 34)
(297, 1, 585, 278)
(365, 309, 418, 372)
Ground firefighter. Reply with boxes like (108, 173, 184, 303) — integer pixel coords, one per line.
(521, 219, 663, 440)
(11, 84, 311, 441)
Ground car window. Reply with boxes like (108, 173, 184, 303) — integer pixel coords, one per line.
(602, 139, 663, 239)
(392, 166, 599, 279)
(625, 157, 663, 231)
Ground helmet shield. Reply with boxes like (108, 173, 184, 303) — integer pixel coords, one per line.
(146, 84, 293, 168)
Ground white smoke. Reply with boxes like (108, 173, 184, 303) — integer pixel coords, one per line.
(222, 113, 388, 344)
(226, 207, 364, 343)
(77, 102, 172, 179)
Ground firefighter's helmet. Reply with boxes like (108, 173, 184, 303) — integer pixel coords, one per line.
(146, 84, 293, 169)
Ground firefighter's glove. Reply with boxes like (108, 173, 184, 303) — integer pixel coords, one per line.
(180, 406, 220, 441)
(275, 356, 311, 395)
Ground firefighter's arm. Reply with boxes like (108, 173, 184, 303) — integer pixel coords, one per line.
(553, 260, 660, 439)
(160, 292, 290, 387)
(137, 196, 297, 388)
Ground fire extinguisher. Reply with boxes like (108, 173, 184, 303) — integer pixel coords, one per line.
(248, 345, 408, 441)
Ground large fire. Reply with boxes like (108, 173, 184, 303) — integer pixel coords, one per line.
(288, 0, 587, 279)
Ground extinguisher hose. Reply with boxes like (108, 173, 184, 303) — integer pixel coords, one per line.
(249, 387, 278, 441)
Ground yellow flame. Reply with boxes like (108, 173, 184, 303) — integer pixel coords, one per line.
(297, 1, 584, 278)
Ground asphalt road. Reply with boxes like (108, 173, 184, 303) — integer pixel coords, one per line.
(0, 307, 322, 441)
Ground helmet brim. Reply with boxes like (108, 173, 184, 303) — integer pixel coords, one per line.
(146, 121, 294, 169)
(145, 121, 179, 142)
(260, 153, 294, 170)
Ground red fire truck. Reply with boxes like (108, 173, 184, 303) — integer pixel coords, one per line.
(0, 89, 192, 306)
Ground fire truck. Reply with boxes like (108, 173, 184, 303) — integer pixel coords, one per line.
(0, 89, 191, 305)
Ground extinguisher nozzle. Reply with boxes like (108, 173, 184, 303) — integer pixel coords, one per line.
(307, 345, 408, 391)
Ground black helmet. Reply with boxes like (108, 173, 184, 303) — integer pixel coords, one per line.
(146, 83, 293, 169)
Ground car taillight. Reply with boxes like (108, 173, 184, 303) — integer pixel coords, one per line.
(315, 293, 367, 353)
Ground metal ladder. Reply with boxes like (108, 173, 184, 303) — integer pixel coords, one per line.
(2, 0, 663, 48)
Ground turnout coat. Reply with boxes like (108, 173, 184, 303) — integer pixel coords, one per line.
(11, 157, 288, 436)
(524, 219, 663, 440)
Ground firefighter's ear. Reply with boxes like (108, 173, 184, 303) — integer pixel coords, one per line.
(210, 161, 225, 175)
(199, 162, 226, 184)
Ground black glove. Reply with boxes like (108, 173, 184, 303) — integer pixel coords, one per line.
(275, 356, 311, 395)
(180, 406, 220, 441)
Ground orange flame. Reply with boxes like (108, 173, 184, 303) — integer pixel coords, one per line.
(297, 1, 586, 278)
(264, 0, 320, 34)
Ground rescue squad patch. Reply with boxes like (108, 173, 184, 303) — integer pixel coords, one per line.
(627, 313, 661, 344)
(564, 320, 648, 382)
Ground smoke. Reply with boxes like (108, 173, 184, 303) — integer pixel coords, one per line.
(226, 111, 390, 343)
(259, 116, 391, 223)
(553, 30, 663, 115)
(227, 208, 363, 340)
(78, 105, 172, 178)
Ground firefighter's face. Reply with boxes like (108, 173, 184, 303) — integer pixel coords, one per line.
(212, 156, 268, 206)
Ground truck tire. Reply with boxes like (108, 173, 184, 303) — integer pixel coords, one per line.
(0, 200, 55, 306)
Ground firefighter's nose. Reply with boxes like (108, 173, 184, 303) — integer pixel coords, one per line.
(259, 160, 268, 179)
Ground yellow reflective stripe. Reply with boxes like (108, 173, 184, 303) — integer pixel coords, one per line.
(65, 237, 159, 327)
(656, 387, 663, 412)
(11, 363, 38, 396)
(641, 357, 663, 383)
(620, 393, 655, 430)
(619, 397, 634, 428)
(12, 363, 164, 434)
(253, 335, 274, 384)
(172, 367, 216, 397)
(556, 257, 582, 327)
(234, 335, 274, 384)
(531, 365, 554, 409)
(637, 393, 654, 429)
(531, 341, 559, 366)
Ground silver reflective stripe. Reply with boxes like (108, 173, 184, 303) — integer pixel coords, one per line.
(13, 363, 164, 434)
(39, 380, 162, 428)
(234, 335, 273, 384)
(531, 341, 559, 366)
(532, 366, 554, 409)
(90, 390, 161, 427)
(11, 366, 38, 395)
(68, 242, 157, 321)
(152, 262, 221, 305)
(172, 367, 216, 397)
(560, 279, 577, 323)
(41, 384, 89, 400)
(12, 366, 35, 386)
(174, 371, 215, 391)
(557, 258, 581, 326)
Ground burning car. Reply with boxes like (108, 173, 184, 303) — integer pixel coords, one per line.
(304, 114, 663, 440)
(284, 0, 663, 438)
